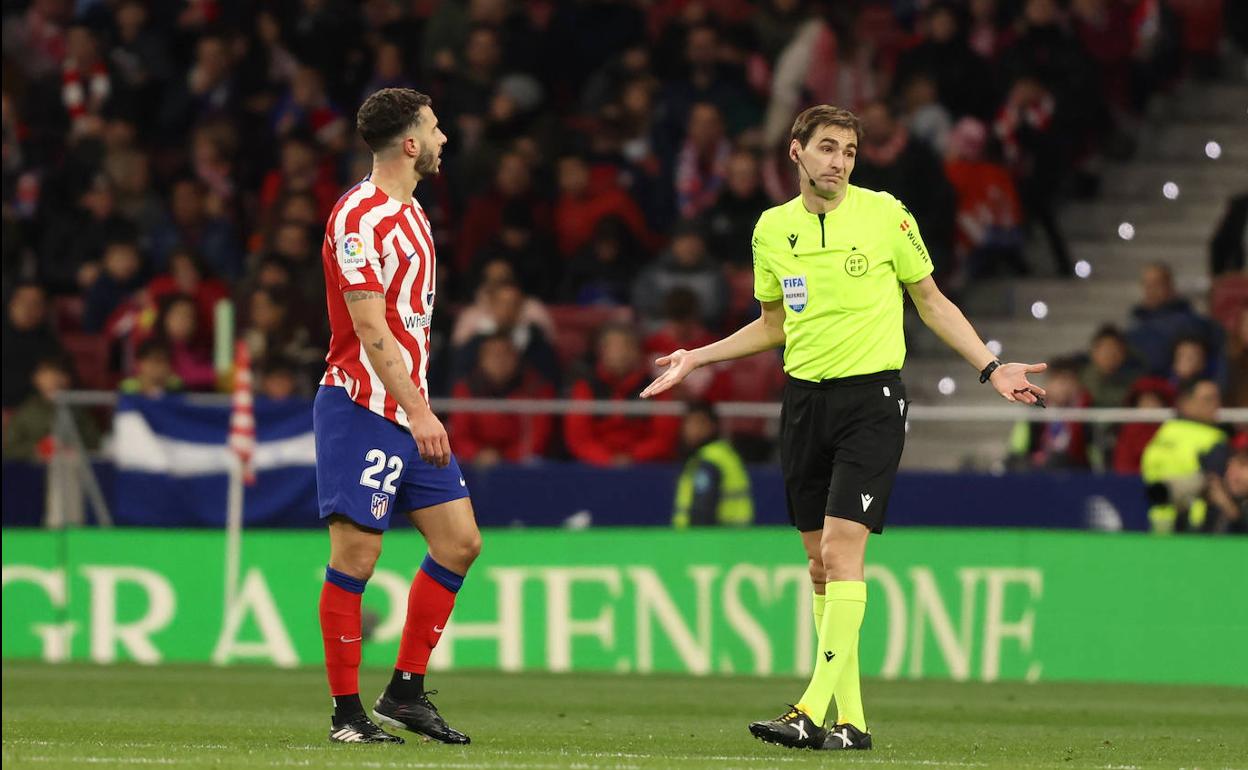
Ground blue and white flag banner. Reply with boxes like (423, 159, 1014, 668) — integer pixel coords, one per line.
(113, 395, 317, 527)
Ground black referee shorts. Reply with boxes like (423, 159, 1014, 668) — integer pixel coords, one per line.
(780, 370, 908, 534)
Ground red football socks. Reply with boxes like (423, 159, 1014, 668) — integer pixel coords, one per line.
(394, 555, 463, 676)
(320, 567, 367, 697)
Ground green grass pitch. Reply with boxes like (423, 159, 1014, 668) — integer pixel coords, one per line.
(3, 662, 1246, 769)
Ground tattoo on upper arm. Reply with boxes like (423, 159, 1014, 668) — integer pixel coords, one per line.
(371, 338, 384, 351)
(344, 290, 383, 303)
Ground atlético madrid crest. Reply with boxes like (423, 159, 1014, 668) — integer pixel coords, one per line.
(370, 492, 389, 520)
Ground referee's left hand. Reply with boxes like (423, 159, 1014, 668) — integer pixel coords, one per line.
(990, 362, 1048, 405)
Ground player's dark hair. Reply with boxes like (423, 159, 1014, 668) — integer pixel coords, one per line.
(790, 104, 863, 148)
(357, 88, 432, 152)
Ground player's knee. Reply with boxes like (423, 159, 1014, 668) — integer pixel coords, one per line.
(432, 531, 481, 574)
(331, 543, 382, 581)
(457, 530, 482, 567)
(331, 555, 378, 582)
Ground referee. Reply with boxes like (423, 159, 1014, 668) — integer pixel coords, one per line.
(641, 105, 1047, 751)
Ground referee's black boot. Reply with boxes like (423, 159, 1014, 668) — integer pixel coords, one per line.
(748, 705, 827, 749)
(820, 722, 873, 750)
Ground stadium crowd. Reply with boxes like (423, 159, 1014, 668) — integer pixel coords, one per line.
(1, 0, 1245, 485)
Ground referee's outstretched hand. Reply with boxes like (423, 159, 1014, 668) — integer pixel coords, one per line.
(640, 349, 697, 399)
(989, 361, 1048, 406)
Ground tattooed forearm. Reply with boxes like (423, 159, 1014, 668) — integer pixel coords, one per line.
(361, 330, 422, 409)
(346, 288, 427, 415)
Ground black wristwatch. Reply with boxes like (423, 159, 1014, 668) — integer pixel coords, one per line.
(979, 359, 1002, 384)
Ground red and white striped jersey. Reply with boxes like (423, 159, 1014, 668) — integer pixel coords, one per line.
(320, 179, 437, 428)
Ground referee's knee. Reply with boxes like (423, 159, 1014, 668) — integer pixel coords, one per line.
(807, 559, 827, 587)
(819, 543, 865, 582)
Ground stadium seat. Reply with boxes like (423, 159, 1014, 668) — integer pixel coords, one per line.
(724, 267, 757, 327)
(718, 351, 785, 452)
(1211, 273, 1248, 332)
(51, 296, 85, 334)
(60, 332, 114, 391)
(548, 304, 634, 366)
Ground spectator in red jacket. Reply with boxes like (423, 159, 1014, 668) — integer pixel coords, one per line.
(643, 287, 725, 401)
(153, 293, 216, 391)
(564, 323, 680, 465)
(455, 151, 551, 272)
(1112, 377, 1177, 474)
(553, 153, 658, 258)
(943, 117, 1027, 285)
(143, 247, 228, 348)
(256, 133, 340, 237)
(450, 333, 555, 466)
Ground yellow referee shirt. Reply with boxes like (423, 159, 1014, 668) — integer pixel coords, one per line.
(752, 185, 934, 381)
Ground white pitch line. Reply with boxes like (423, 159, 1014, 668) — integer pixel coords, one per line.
(7, 753, 1203, 770)
(2, 756, 638, 770)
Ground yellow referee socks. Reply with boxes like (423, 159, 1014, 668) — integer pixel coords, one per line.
(811, 589, 867, 732)
(797, 581, 866, 727)
(834, 638, 867, 732)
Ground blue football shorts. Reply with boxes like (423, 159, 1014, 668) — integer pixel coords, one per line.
(313, 385, 469, 530)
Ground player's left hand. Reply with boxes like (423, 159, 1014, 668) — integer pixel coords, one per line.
(990, 362, 1047, 405)
(409, 409, 451, 468)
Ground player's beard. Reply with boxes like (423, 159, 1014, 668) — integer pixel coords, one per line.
(414, 142, 440, 177)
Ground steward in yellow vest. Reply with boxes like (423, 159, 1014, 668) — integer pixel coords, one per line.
(1140, 379, 1228, 533)
(672, 402, 753, 528)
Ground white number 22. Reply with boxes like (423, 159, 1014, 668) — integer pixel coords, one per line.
(360, 449, 403, 494)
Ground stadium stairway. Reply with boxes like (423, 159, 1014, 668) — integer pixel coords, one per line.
(901, 76, 1248, 471)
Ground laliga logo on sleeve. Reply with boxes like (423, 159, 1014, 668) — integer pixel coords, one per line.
(341, 233, 367, 269)
(782, 275, 808, 313)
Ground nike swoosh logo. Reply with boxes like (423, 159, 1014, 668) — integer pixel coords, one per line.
(339, 636, 362, 643)
(433, 625, 445, 634)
